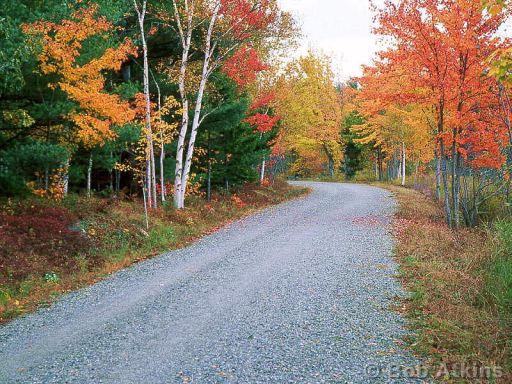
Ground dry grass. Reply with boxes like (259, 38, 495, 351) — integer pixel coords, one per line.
(0, 180, 309, 323)
(387, 185, 511, 383)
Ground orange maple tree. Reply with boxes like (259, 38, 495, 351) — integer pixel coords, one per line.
(361, 0, 511, 226)
(23, 5, 137, 147)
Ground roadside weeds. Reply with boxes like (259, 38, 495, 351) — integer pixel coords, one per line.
(386, 185, 512, 383)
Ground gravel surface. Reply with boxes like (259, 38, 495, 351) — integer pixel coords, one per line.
(0, 182, 425, 383)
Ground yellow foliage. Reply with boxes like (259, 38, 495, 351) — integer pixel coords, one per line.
(274, 52, 343, 175)
(27, 168, 66, 201)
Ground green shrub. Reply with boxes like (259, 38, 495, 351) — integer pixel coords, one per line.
(496, 220, 512, 256)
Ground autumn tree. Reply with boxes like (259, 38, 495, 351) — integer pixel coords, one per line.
(353, 64, 434, 186)
(167, 0, 277, 208)
(23, 4, 136, 196)
(367, 0, 510, 227)
(274, 52, 343, 177)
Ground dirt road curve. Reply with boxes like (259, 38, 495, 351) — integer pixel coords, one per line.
(0, 182, 422, 383)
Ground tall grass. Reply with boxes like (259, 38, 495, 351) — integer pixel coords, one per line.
(390, 185, 512, 381)
(486, 220, 512, 370)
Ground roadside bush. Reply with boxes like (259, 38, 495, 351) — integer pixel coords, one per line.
(0, 204, 88, 282)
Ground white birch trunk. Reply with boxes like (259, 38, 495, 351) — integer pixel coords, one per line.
(87, 152, 93, 197)
(260, 159, 266, 184)
(178, 1, 220, 208)
(142, 176, 150, 230)
(180, 76, 208, 207)
(152, 80, 165, 203)
(173, 0, 194, 209)
(158, 102, 166, 203)
(62, 158, 70, 197)
(146, 159, 152, 208)
(150, 144, 157, 209)
(135, 0, 157, 209)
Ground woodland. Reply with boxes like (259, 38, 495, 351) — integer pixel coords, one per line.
(1, 0, 512, 380)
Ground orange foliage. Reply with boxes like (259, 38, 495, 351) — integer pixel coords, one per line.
(23, 5, 137, 147)
(362, 0, 511, 170)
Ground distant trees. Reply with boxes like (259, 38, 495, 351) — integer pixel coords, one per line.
(274, 52, 343, 177)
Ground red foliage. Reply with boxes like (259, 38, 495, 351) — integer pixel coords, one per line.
(223, 47, 268, 87)
(249, 92, 276, 111)
(220, 0, 274, 39)
(366, 0, 510, 170)
(244, 113, 280, 133)
(0, 206, 88, 282)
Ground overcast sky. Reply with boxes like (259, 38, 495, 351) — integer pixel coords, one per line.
(278, 0, 511, 81)
(277, 0, 384, 80)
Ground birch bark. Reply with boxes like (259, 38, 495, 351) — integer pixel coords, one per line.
(173, 0, 194, 209)
(134, 0, 157, 208)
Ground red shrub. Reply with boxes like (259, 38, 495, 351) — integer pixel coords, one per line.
(0, 205, 88, 282)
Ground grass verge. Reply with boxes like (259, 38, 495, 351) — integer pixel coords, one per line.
(387, 185, 512, 383)
(0, 180, 309, 323)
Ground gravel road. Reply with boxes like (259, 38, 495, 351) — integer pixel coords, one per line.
(0, 182, 424, 383)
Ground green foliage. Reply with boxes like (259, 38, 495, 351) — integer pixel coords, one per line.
(1, 141, 68, 173)
(0, 0, 83, 97)
(0, 169, 28, 196)
(341, 111, 367, 179)
(0, 15, 31, 96)
(197, 74, 277, 190)
(43, 272, 60, 283)
(487, 221, 512, 322)
(0, 141, 69, 195)
(0, 0, 281, 199)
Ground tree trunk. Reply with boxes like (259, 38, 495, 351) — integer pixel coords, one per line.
(156, 91, 165, 203)
(135, 0, 157, 209)
(115, 169, 120, 193)
(121, 62, 131, 82)
(435, 144, 441, 201)
(375, 154, 379, 181)
(440, 141, 452, 227)
(180, 74, 208, 207)
(207, 129, 212, 202)
(401, 142, 406, 187)
(377, 147, 384, 181)
(44, 166, 49, 191)
(451, 135, 460, 229)
(179, 2, 220, 208)
(172, 0, 194, 209)
(109, 151, 114, 194)
(150, 143, 157, 209)
(146, 159, 152, 208)
(397, 150, 402, 182)
(260, 159, 266, 184)
(160, 139, 165, 202)
(87, 152, 93, 197)
(62, 158, 70, 197)
(142, 176, 149, 230)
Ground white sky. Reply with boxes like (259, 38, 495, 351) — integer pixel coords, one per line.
(278, 0, 511, 81)
(277, 0, 384, 80)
